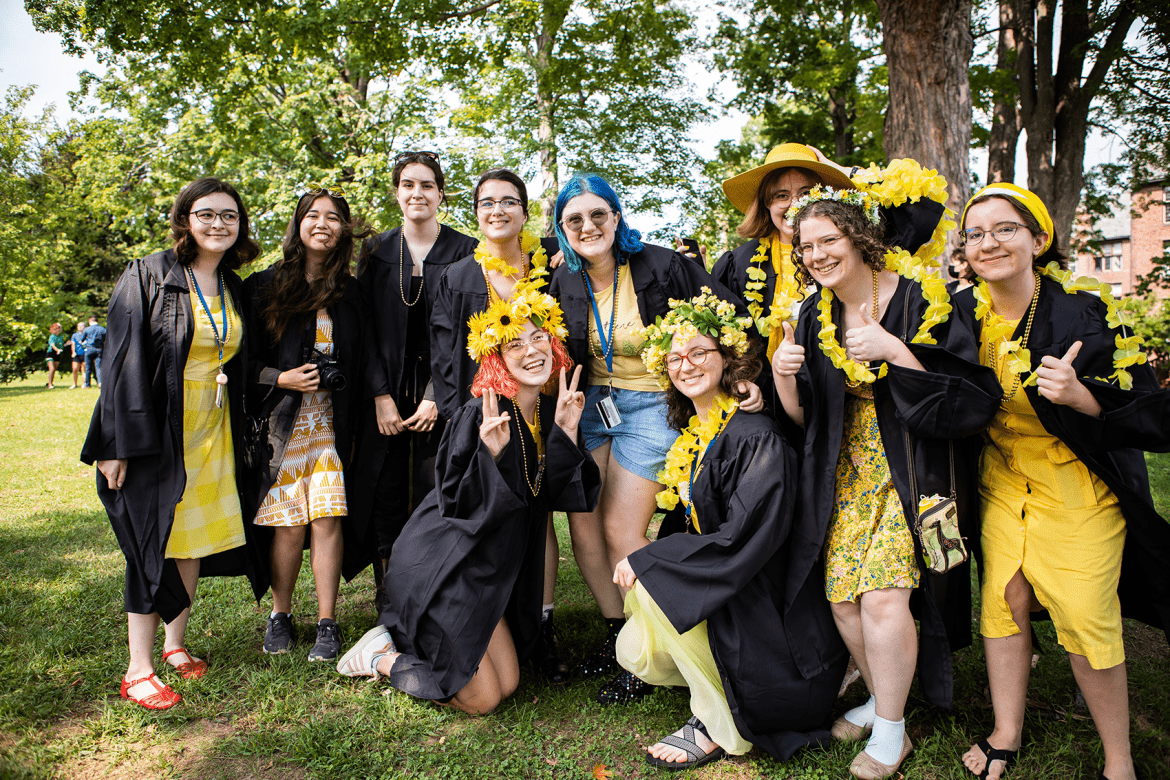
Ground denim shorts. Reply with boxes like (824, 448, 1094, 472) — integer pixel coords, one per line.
(579, 385, 677, 483)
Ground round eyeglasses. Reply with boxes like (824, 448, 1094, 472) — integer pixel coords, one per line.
(189, 209, 240, 226)
(561, 208, 613, 233)
(665, 348, 711, 372)
(502, 331, 552, 358)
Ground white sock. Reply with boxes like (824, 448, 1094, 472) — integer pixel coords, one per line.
(844, 694, 876, 728)
(542, 603, 554, 621)
(864, 715, 906, 766)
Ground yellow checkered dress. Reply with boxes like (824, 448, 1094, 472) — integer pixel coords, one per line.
(166, 290, 246, 559)
(254, 310, 347, 527)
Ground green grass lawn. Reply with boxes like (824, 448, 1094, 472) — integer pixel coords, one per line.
(0, 373, 1167, 779)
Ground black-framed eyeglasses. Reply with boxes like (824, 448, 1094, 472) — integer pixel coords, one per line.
(476, 197, 523, 212)
(665, 348, 711, 372)
(394, 150, 440, 164)
(189, 209, 240, 226)
(960, 221, 1027, 247)
(502, 331, 552, 358)
(561, 208, 613, 233)
(305, 183, 346, 198)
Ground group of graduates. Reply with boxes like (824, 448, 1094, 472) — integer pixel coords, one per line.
(81, 143, 1170, 780)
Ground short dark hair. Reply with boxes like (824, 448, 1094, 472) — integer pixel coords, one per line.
(170, 177, 260, 270)
(472, 169, 528, 217)
(962, 194, 1068, 270)
(393, 153, 449, 210)
(663, 338, 762, 431)
(791, 200, 887, 286)
(736, 167, 824, 240)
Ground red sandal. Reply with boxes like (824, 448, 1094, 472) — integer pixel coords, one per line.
(120, 673, 181, 710)
(162, 647, 208, 679)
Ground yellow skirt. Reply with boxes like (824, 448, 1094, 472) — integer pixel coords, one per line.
(617, 583, 752, 756)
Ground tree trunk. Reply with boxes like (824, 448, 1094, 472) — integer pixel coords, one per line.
(875, 0, 974, 223)
(986, 0, 1020, 184)
(534, 1, 570, 237)
(1016, 0, 1138, 248)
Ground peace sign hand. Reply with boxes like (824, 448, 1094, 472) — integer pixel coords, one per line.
(554, 365, 585, 437)
(479, 388, 512, 460)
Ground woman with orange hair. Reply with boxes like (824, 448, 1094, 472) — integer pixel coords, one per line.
(337, 291, 600, 714)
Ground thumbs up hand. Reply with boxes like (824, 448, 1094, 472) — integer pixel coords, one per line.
(1036, 341, 1092, 408)
(772, 320, 805, 378)
(844, 304, 896, 364)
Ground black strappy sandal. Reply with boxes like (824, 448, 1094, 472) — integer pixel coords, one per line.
(645, 716, 726, 771)
(969, 739, 1018, 780)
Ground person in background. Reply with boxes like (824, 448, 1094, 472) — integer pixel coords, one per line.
(82, 315, 107, 388)
(70, 322, 86, 389)
(45, 323, 64, 388)
(947, 248, 976, 293)
(243, 186, 369, 661)
(81, 176, 263, 710)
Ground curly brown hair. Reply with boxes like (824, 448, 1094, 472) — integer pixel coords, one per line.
(170, 177, 260, 270)
(962, 194, 1068, 270)
(790, 199, 887, 286)
(663, 336, 762, 431)
(260, 192, 373, 343)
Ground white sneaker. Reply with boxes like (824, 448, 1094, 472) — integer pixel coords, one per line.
(336, 625, 395, 679)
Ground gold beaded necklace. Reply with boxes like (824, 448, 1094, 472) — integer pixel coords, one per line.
(511, 396, 544, 495)
(843, 269, 881, 389)
(398, 231, 425, 307)
(980, 270, 1041, 403)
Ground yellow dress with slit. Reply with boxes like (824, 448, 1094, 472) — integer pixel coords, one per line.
(166, 290, 245, 559)
(978, 318, 1126, 669)
(823, 384, 920, 602)
(254, 311, 347, 527)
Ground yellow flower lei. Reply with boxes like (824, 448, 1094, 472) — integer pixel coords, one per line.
(474, 229, 550, 290)
(974, 261, 1149, 391)
(744, 237, 803, 336)
(655, 394, 739, 512)
(809, 159, 957, 384)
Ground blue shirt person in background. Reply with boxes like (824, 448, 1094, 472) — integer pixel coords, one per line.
(82, 316, 107, 388)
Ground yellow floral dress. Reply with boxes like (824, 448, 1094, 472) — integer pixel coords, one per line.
(255, 311, 348, 527)
(978, 317, 1126, 669)
(166, 289, 245, 559)
(824, 384, 920, 602)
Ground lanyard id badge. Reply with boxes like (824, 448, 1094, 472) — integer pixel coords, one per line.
(585, 265, 623, 430)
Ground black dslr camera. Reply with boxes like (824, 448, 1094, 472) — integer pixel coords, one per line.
(304, 347, 346, 391)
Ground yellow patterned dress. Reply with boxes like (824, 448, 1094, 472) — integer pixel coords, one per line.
(254, 311, 348, 527)
(166, 289, 246, 559)
(824, 385, 921, 602)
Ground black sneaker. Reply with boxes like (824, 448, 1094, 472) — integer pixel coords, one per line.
(308, 619, 342, 662)
(263, 612, 295, 654)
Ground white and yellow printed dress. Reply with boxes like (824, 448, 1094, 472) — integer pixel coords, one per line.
(254, 310, 347, 527)
(166, 289, 246, 559)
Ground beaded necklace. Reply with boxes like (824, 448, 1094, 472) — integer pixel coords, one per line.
(511, 396, 544, 496)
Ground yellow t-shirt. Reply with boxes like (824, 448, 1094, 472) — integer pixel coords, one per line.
(587, 264, 660, 392)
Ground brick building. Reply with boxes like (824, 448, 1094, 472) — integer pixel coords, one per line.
(1071, 180, 1170, 299)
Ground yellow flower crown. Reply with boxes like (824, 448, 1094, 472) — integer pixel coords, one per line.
(785, 185, 880, 225)
(465, 283, 568, 361)
(639, 287, 752, 384)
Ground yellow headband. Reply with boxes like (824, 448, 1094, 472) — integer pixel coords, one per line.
(962, 182, 1053, 255)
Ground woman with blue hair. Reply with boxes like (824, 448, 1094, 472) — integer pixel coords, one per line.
(547, 173, 758, 704)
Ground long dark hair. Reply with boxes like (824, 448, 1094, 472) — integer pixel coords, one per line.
(663, 339, 761, 431)
(261, 192, 372, 342)
(170, 177, 260, 270)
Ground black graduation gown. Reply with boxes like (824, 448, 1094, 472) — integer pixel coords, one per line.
(377, 395, 601, 701)
(954, 280, 1170, 641)
(548, 243, 749, 391)
(628, 411, 848, 762)
(240, 268, 368, 586)
(431, 249, 548, 420)
(80, 249, 263, 622)
(790, 276, 1002, 709)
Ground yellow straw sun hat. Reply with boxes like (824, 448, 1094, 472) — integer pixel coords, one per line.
(721, 142, 855, 213)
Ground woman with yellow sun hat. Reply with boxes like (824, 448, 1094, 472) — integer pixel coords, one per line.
(713, 143, 854, 399)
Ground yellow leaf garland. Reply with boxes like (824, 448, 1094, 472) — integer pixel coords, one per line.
(655, 394, 739, 512)
(744, 236, 804, 337)
(474, 229, 550, 291)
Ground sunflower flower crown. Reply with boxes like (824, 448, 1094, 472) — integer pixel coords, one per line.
(638, 287, 752, 387)
(465, 283, 568, 362)
(785, 186, 880, 226)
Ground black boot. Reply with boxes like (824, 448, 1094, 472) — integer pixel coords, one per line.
(574, 617, 624, 678)
(373, 557, 389, 615)
(534, 610, 570, 685)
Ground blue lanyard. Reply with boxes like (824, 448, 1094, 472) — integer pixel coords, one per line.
(583, 263, 619, 375)
(685, 409, 730, 525)
(187, 267, 228, 366)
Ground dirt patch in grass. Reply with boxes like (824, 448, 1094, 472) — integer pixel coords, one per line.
(54, 718, 306, 780)
(1125, 620, 1170, 663)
